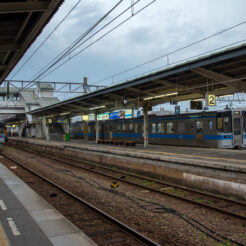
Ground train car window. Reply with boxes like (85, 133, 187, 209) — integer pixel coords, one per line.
(223, 117, 230, 131)
(157, 123, 162, 133)
(217, 117, 222, 129)
(167, 122, 174, 133)
(161, 123, 165, 133)
(217, 112, 232, 133)
(208, 120, 213, 130)
(233, 118, 241, 135)
(152, 123, 156, 133)
(90, 125, 93, 132)
(177, 122, 185, 133)
(134, 123, 138, 133)
(117, 124, 121, 132)
(129, 123, 134, 132)
(196, 121, 203, 133)
(122, 124, 127, 131)
(242, 112, 246, 131)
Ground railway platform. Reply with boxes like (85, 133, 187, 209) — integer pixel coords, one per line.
(0, 162, 96, 246)
(6, 137, 246, 200)
(8, 137, 246, 169)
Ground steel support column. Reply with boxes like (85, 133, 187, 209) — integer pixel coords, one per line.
(143, 102, 149, 148)
(95, 115, 99, 143)
(84, 121, 88, 142)
(41, 116, 50, 140)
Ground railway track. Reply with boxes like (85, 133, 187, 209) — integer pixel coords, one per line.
(7, 143, 246, 222)
(1, 151, 159, 246)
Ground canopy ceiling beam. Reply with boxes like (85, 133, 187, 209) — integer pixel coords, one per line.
(0, 2, 50, 14)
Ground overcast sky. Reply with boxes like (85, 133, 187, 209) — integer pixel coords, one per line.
(7, 0, 246, 106)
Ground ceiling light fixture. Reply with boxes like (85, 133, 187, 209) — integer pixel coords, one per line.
(143, 92, 178, 101)
(193, 98, 204, 101)
(89, 105, 106, 110)
(218, 94, 234, 98)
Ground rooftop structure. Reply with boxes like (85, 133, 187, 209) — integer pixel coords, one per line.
(0, 0, 64, 84)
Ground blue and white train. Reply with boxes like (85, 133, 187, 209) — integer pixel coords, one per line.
(69, 109, 246, 148)
(0, 122, 5, 149)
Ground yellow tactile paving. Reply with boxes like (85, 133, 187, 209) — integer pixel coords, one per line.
(0, 221, 10, 246)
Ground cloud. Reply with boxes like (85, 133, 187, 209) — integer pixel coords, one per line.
(9, 0, 246, 87)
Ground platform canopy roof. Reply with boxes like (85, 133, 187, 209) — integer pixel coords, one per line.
(30, 43, 246, 117)
(0, 0, 64, 85)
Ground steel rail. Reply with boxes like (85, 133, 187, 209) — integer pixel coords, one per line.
(38, 147, 246, 207)
(6, 144, 246, 221)
(1, 152, 160, 246)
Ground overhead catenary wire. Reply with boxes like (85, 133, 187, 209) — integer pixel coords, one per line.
(31, 0, 148, 81)
(32, 0, 125, 81)
(10, 0, 83, 80)
(36, 0, 156, 81)
(92, 19, 246, 86)
(103, 37, 246, 90)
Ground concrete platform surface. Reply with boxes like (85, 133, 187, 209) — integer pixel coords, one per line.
(9, 137, 246, 173)
(0, 163, 97, 246)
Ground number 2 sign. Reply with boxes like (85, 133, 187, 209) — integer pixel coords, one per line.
(208, 94, 216, 106)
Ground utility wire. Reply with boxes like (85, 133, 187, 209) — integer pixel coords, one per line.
(92, 19, 246, 85)
(114, 39, 246, 89)
(35, 0, 136, 79)
(105, 37, 246, 89)
(32, 0, 125, 81)
(37, 0, 156, 81)
(10, 0, 83, 80)
(32, 0, 145, 81)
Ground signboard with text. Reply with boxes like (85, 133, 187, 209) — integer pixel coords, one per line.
(97, 113, 109, 121)
(125, 109, 132, 118)
(207, 94, 216, 106)
(88, 114, 95, 121)
(82, 115, 88, 121)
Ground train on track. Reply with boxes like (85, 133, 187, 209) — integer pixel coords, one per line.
(69, 109, 246, 149)
(0, 122, 6, 148)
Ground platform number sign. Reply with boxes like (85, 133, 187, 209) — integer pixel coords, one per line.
(208, 94, 216, 106)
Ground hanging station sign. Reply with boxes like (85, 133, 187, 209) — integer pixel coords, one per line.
(82, 115, 89, 121)
(88, 114, 95, 121)
(110, 111, 120, 119)
(207, 94, 216, 106)
(125, 109, 132, 118)
(97, 112, 110, 121)
(109, 109, 132, 120)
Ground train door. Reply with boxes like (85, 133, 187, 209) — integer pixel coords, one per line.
(100, 123, 104, 140)
(84, 122, 88, 141)
(232, 111, 242, 147)
(104, 124, 108, 139)
(109, 124, 113, 139)
(195, 120, 204, 144)
(243, 111, 246, 147)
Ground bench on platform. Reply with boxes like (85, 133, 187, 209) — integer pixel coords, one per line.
(97, 139, 105, 144)
(113, 140, 124, 145)
(124, 141, 136, 146)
